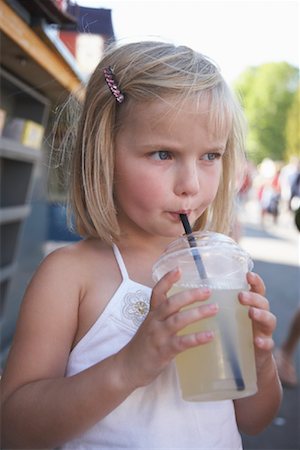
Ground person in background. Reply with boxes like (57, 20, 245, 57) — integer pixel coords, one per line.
(289, 168, 300, 212)
(275, 308, 300, 387)
(279, 157, 300, 212)
(1, 40, 281, 450)
(258, 168, 281, 225)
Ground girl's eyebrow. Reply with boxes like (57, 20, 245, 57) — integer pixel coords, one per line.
(209, 145, 226, 153)
(140, 141, 227, 150)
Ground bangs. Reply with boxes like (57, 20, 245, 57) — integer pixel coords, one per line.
(207, 86, 234, 140)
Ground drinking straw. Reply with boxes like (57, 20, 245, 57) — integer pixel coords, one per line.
(179, 214, 207, 279)
(179, 214, 245, 391)
(219, 323, 245, 391)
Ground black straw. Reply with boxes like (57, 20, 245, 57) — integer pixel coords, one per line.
(219, 327, 245, 391)
(179, 214, 207, 279)
(179, 214, 245, 392)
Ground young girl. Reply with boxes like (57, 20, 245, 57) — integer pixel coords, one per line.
(1, 41, 281, 449)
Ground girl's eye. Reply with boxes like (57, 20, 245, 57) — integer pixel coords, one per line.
(202, 152, 222, 161)
(151, 150, 172, 161)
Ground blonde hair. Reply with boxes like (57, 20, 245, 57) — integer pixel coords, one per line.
(64, 41, 246, 243)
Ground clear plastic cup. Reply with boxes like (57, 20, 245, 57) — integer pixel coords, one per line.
(152, 231, 257, 401)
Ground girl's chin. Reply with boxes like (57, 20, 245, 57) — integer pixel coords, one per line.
(163, 226, 186, 239)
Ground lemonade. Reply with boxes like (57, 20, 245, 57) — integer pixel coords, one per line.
(170, 286, 257, 401)
(152, 231, 257, 401)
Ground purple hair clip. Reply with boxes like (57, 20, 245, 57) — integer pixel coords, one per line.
(103, 66, 124, 104)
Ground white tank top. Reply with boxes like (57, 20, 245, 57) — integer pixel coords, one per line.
(60, 244, 243, 449)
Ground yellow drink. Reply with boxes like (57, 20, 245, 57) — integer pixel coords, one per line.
(152, 230, 257, 401)
(170, 286, 257, 401)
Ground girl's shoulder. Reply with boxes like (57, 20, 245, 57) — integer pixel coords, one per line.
(41, 238, 111, 271)
(30, 239, 115, 298)
(39, 239, 122, 348)
(17, 239, 117, 345)
(35, 240, 89, 282)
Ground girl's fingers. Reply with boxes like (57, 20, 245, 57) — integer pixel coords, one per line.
(239, 291, 269, 311)
(150, 268, 181, 310)
(172, 329, 215, 353)
(164, 302, 218, 334)
(254, 336, 275, 351)
(150, 268, 212, 319)
(246, 272, 266, 295)
(157, 287, 212, 320)
(249, 307, 277, 333)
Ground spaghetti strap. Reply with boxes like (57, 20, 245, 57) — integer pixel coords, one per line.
(112, 243, 129, 280)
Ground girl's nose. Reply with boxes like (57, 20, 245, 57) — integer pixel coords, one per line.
(174, 162, 200, 197)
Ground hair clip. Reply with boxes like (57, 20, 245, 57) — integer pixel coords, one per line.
(103, 66, 124, 104)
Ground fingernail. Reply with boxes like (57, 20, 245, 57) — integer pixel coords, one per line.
(240, 291, 250, 301)
(201, 287, 211, 294)
(208, 303, 218, 312)
(248, 272, 256, 282)
(204, 331, 214, 339)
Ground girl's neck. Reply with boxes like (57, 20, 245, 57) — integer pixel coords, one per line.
(115, 233, 175, 258)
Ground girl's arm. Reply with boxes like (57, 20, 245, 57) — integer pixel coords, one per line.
(234, 272, 282, 435)
(1, 253, 216, 449)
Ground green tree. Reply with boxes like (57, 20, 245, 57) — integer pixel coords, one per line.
(234, 62, 299, 164)
(285, 86, 300, 159)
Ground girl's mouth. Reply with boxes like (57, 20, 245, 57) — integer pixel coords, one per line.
(169, 210, 192, 221)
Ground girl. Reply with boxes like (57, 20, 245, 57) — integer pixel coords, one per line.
(1, 41, 281, 449)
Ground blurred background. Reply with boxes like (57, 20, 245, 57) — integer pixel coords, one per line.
(0, 1, 299, 448)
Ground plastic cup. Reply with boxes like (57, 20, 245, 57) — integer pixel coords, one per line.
(152, 231, 257, 401)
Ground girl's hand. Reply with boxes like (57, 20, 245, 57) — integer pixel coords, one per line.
(239, 272, 277, 372)
(235, 273, 282, 434)
(117, 268, 217, 389)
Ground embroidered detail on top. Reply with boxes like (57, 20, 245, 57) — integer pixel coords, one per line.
(122, 290, 150, 327)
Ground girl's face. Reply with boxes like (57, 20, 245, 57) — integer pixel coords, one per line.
(114, 96, 228, 242)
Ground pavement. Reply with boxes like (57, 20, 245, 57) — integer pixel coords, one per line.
(238, 200, 300, 450)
